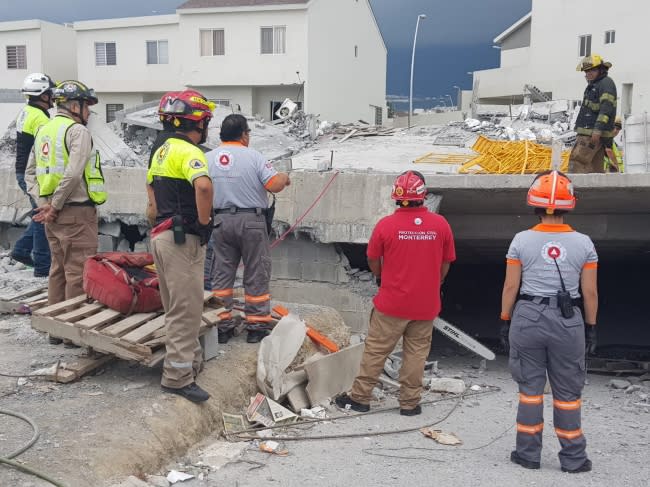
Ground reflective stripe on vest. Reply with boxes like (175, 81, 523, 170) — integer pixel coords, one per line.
(35, 116, 107, 205)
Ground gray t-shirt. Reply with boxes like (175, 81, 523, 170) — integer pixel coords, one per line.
(506, 224, 598, 298)
(207, 143, 277, 209)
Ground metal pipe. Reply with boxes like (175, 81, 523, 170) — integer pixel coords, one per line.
(408, 14, 426, 129)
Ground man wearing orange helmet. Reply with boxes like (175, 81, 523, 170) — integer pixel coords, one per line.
(500, 170, 598, 473)
(336, 170, 456, 416)
(147, 90, 215, 403)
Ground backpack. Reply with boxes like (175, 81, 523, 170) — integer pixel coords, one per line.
(83, 252, 162, 315)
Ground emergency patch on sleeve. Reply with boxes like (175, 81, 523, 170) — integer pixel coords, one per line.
(189, 159, 206, 170)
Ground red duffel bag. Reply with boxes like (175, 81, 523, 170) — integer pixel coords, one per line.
(83, 252, 163, 315)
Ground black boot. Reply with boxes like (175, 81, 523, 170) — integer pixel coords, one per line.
(400, 405, 422, 416)
(562, 459, 592, 473)
(334, 393, 370, 412)
(161, 382, 210, 403)
(246, 329, 269, 343)
(218, 328, 234, 344)
(510, 451, 540, 470)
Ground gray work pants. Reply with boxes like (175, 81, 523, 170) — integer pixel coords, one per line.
(508, 298, 588, 471)
(208, 212, 272, 331)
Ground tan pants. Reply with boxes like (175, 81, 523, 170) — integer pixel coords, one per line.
(351, 308, 434, 409)
(152, 230, 205, 389)
(568, 135, 606, 174)
(45, 206, 98, 305)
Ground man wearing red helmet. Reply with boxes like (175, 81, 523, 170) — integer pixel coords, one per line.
(500, 170, 598, 473)
(147, 90, 215, 403)
(336, 170, 456, 416)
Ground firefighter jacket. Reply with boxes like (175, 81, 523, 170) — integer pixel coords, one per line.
(574, 74, 617, 138)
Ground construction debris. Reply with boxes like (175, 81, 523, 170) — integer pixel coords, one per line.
(246, 393, 299, 427)
(420, 428, 463, 446)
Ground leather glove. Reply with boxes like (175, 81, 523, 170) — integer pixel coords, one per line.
(194, 219, 214, 246)
(499, 320, 510, 355)
(585, 324, 597, 355)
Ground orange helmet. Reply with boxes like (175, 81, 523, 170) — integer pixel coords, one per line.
(527, 170, 576, 213)
(391, 170, 426, 202)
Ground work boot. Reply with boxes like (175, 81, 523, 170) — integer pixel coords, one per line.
(246, 329, 269, 343)
(334, 393, 370, 412)
(218, 328, 234, 344)
(11, 253, 34, 267)
(562, 459, 592, 474)
(48, 335, 63, 345)
(400, 405, 422, 416)
(161, 382, 210, 403)
(510, 451, 540, 470)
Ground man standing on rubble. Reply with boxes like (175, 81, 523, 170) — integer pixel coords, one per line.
(147, 90, 215, 403)
(26, 81, 106, 329)
(569, 55, 617, 173)
(336, 171, 456, 416)
(11, 73, 55, 278)
(500, 170, 598, 473)
(207, 114, 290, 344)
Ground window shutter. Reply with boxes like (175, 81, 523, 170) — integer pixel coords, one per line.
(200, 30, 212, 56)
(146, 41, 158, 64)
(106, 43, 117, 65)
(213, 30, 225, 56)
(158, 40, 169, 64)
(274, 27, 286, 54)
(95, 42, 106, 66)
(261, 27, 273, 54)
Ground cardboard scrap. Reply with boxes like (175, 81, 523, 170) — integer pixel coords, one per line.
(246, 393, 298, 427)
(420, 428, 463, 446)
(222, 412, 251, 435)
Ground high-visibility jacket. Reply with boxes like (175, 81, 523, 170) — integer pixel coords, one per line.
(604, 141, 624, 172)
(15, 104, 49, 174)
(34, 115, 106, 205)
(575, 74, 617, 138)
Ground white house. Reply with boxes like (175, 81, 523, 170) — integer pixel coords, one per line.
(473, 0, 650, 116)
(0, 20, 77, 91)
(73, 0, 386, 124)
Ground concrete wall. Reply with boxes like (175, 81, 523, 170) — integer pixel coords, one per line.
(193, 86, 254, 116)
(393, 110, 465, 128)
(306, 0, 386, 123)
(500, 20, 531, 50)
(94, 92, 146, 124)
(499, 47, 530, 69)
(252, 85, 303, 121)
(0, 24, 43, 89)
(40, 22, 77, 83)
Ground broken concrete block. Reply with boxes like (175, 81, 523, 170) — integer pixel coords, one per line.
(304, 343, 364, 406)
(287, 384, 310, 412)
(625, 385, 642, 394)
(98, 221, 122, 237)
(98, 235, 115, 253)
(200, 327, 219, 361)
(145, 476, 170, 487)
(0, 206, 17, 224)
(609, 379, 632, 389)
(427, 378, 466, 394)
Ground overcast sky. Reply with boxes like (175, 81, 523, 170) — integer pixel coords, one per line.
(0, 0, 532, 102)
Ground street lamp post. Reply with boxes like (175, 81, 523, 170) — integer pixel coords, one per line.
(408, 14, 426, 129)
(453, 85, 461, 110)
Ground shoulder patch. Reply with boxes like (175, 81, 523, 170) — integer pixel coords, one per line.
(189, 159, 206, 170)
(156, 141, 170, 165)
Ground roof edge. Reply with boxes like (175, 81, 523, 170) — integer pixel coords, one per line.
(74, 14, 179, 31)
(493, 12, 532, 44)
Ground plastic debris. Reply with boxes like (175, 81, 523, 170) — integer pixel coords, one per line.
(166, 470, 194, 483)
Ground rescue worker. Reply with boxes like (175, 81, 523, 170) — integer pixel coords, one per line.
(569, 55, 617, 174)
(147, 90, 215, 403)
(336, 171, 456, 416)
(11, 73, 55, 277)
(207, 114, 290, 344)
(27, 80, 106, 313)
(604, 117, 624, 173)
(500, 170, 598, 473)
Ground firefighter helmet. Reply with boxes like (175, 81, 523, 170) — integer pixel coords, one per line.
(576, 54, 612, 72)
(158, 90, 215, 124)
(391, 170, 427, 202)
(52, 80, 98, 105)
(527, 170, 576, 213)
(22, 73, 55, 96)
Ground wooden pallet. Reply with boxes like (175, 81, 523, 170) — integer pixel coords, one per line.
(0, 285, 49, 313)
(31, 291, 225, 367)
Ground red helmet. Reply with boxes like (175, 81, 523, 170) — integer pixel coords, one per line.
(158, 90, 215, 123)
(527, 170, 576, 213)
(391, 170, 426, 201)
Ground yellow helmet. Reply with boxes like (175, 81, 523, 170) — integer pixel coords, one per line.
(576, 55, 612, 72)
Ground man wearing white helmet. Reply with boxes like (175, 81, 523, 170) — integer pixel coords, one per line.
(11, 73, 55, 277)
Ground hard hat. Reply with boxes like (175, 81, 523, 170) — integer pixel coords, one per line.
(614, 116, 623, 129)
(576, 54, 612, 72)
(527, 170, 576, 213)
(22, 73, 55, 96)
(52, 80, 98, 105)
(158, 90, 215, 124)
(391, 170, 427, 202)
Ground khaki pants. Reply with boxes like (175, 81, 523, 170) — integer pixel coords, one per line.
(152, 231, 205, 389)
(45, 206, 98, 305)
(568, 135, 606, 174)
(351, 308, 434, 409)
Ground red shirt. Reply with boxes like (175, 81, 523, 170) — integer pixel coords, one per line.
(367, 207, 456, 320)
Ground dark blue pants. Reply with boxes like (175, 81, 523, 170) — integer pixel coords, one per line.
(13, 173, 51, 276)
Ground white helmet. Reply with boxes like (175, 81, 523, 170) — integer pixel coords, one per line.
(22, 73, 55, 96)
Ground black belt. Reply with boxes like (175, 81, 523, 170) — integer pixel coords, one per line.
(64, 201, 95, 207)
(214, 207, 267, 215)
(519, 294, 581, 306)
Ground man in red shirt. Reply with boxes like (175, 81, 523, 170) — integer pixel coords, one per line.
(336, 171, 456, 416)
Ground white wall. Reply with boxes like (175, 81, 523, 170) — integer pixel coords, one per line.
(500, 46, 529, 68)
(40, 22, 77, 82)
(190, 85, 254, 115)
(178, 10, 308, 87)
(75, 18, 182, 93)
(0, 25, 43, 89)
(93, 92, 145, 123)
(252, 85, 302, 120)
(306, 0, 386, 123)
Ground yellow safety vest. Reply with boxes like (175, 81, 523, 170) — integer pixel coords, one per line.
(34, 115, 107, 205)
(604, 142, 624, 173)
(16, 104, 49, 136)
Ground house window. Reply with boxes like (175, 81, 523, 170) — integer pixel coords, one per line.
(261, 26, 286, 54)
(146, 40, 169, 64)
(605, 30, 616, 44)
(106, 103, 124, 123)
(211, 99, 230, 107)
(95, 42, 117, 66)
(578, 35, 592, 57)
(6, 45, 27, 69)
(200, 29, 225, 56)
(374, 106, 383, 126)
